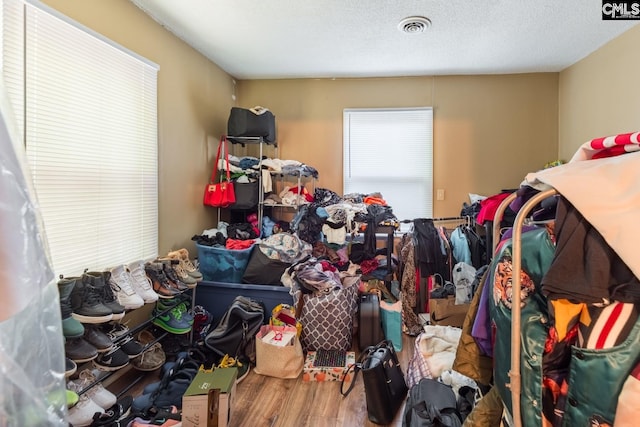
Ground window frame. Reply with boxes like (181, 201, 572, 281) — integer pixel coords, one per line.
(343, 107, 434, 223)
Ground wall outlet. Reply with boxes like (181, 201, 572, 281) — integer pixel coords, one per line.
(436, 189, 445, 201)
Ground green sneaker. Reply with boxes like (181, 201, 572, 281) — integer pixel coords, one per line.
(152, 306, 192, 334)
(66, 389, 79, 408)
(157, 298, 194, 325)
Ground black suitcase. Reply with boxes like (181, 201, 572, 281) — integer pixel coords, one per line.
(359, 292, 385, 350)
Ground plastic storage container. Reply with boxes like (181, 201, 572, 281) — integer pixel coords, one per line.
(196, 243, 254, 283)
(195, 281, 293, 322)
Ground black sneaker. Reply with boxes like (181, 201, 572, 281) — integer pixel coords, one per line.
(104, 322, 130, 341)
(84, 271, 127, 320)
(70, 276, 113, 324)
(119, 334, 144, 359)
(65, 337, 99, 363)
(84, 325, 113, 353)
(89, 395, 133, 426)
(93, 345, 129, 371)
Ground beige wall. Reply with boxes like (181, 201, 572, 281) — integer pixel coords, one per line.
(239, 74, 558, 217)
(559, 25, 640, 160)
(37, 1, 562, 252)
(42, 0, 236, 256)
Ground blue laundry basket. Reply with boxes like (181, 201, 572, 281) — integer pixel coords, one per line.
(196, 243, 254, 283)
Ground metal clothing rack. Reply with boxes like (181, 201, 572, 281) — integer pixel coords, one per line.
(400, 215, 473, 230)
(225, 135, 277, 234)
(492, 189, 557, 427)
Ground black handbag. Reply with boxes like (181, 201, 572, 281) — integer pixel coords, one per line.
(341, 340, 408, 425)
(227, 106, 276, 143)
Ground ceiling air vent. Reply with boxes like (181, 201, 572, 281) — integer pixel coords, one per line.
(398, 16, 431, 34)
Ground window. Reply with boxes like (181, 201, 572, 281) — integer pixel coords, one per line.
(343, 107, 433, 222)
(2, 0, 159, 277)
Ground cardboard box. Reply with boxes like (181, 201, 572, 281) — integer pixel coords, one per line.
(302, 351, 355, 382)
(182, 367, 237, 427)
(429, 296, 470, 328)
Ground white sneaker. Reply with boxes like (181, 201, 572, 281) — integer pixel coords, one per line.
(66, 392, 104, 427)
(109, 265, 144, 310)
(74, 369, 117, 410)
(127, 260, 159, 303)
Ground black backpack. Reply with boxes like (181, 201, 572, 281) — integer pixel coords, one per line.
(204, 296, 265, 363)
(403, 378, 463, 427)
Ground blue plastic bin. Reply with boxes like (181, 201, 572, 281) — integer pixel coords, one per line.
(195, 243, 254, 283)
(194, 281, 293, 323)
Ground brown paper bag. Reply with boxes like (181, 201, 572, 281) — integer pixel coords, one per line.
(254, 325, 303, 379)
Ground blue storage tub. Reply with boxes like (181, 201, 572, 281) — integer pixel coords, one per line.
(195, 243, 253, 283)
(194, 280, 293, 323)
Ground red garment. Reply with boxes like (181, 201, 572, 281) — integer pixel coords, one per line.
(226, 238, 255, 250)
(288, 186, 314, 202)
(475, 192, 512, 225)
(363, 195, 387, 206)
(360, 259, 379, 275)
(318, 260, 336, 272)
(580, 132, 640, 160)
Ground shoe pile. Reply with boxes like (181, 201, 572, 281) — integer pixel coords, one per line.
(67, 393, 134, 427)
(64, 320, 145, 368)
(131, 349, 208, 417)
(67, 369, 116, 426)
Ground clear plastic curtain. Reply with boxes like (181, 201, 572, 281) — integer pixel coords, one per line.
(0, 79, 66, 425)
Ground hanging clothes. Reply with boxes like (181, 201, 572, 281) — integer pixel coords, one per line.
(542, 196, 640, 305)
(413, 218, 448, 279)
(450, 226, 472, 266)
(398, 233, 424, 336)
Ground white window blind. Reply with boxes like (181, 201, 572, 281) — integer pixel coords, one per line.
(2, 0, 159, 277)
(343, 108, 433, 221)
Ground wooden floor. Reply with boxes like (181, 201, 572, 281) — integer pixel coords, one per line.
(112, 333, 418, 427)
(228, 333, 415, 427)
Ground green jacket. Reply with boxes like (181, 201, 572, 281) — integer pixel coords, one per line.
(490, 228, 555, 427)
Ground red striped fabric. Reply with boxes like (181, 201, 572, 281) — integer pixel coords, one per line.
(582, 132, 640, 160)
(595, 302, 624, 349)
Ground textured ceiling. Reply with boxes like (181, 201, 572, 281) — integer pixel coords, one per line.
(130, 0, 639, 80)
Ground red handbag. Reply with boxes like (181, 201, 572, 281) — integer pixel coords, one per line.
(203, 136, 236, 207)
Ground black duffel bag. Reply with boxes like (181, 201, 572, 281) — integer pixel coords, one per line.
(205, 296, 265, 363)
(227, 106, 276, 143)
(403, 378, 463, 427)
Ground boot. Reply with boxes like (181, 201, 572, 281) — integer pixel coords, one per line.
(144, 262, 180, 299)
(158, 256, 197, 288)
(70, 275, 113, 324)
(157, 259, 189, 291)
(168, 248, 203, 281)
(84, 270, 129, 316)
(57, 276, 85, 338)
